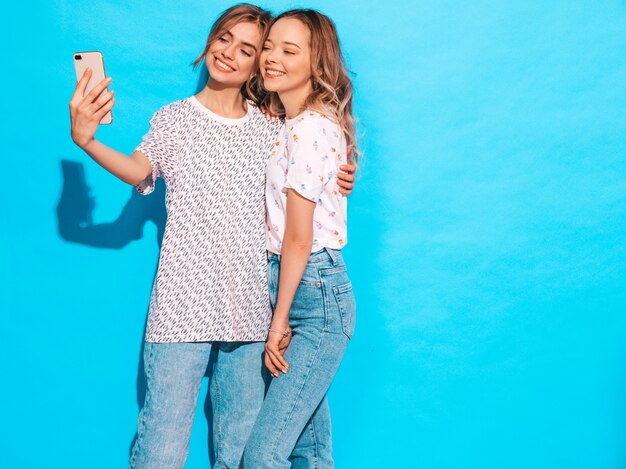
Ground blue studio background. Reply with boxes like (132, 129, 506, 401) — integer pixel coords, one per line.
(2, 1, 626, 468)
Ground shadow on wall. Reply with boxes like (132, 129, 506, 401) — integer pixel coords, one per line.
(54, 64, 239, 466)
(56, 157, 222, 465)
(56, 159, 168, 460)
(56, 159, 166, 248)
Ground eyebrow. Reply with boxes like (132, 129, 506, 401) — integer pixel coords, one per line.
(223, 30, 257, 52)
(282, 41, 301, 49)
(264, 38, 302, 50)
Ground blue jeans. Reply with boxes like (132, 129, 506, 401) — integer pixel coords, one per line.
(243, 248, 356, 468)
(129, 341, 266, 469)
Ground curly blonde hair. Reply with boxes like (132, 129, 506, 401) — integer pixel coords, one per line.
(257, 9, 359, 163)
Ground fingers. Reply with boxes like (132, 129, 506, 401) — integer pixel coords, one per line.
(337, 163, 356, 194)
(94, 97, 115, 121)
(264, 111, 278, 122)
(265, 340, 289, 377)
(70, 69, 92, 110)
(73, 68, 92, 94)
(260, 105, 280, 122)
(268, 346, 289, 373)
(337, 174, 354, 191)
(339, 163, 357, 176)
(337, 171, 355, 183)
(71, 72, 112, 119)
(265, 349, 284, 378)
(264, 353, 279, 378)
(338, 183, 351, 195)
(90, 90, 114, 114)
(85, 76, 113, 104)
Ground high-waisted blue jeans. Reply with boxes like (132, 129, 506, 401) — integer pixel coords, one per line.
(129, 340, 266, 469)
(244, 248, 356, 468)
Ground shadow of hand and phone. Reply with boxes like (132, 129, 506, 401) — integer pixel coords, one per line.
(57, 160, 166, 248)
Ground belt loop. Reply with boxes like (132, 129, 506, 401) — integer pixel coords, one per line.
(325, 247, 337, 265)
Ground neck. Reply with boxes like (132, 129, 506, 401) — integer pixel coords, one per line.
(280, 81, 314, 119)
(195, 78, 247, 118)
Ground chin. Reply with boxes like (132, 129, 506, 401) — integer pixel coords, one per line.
(262, 81, 280, 92)
(209, 69, 245, 88)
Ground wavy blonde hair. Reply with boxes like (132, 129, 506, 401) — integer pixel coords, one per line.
(193, 3, 272, 104)
(259, 9, 359, 163)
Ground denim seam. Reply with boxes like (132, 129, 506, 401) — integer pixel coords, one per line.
(300, 280, 320, 287)
(333, 284, 354, 339)
(319, 266, 347, 276)
(129, 343, 155, 468)
(319, 265, 331, 332)
(310, 415, 319, 469)
(324, 247, 338, 265)
(269, 331, 326, 465)
(214, 350, 223, 467)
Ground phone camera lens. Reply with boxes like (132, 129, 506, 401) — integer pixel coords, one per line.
(75, 55, 82, 60)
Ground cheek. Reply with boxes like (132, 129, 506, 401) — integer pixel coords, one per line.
(239, 57, 257, 76)
(291, 58, 312, 81)
(206, 41, 220, 56)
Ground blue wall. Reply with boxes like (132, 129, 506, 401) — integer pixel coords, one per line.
(2, 1, 626, 468)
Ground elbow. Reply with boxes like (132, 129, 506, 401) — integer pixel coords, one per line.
(125, 174, 145, 186)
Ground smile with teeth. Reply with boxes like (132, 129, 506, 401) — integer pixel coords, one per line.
(265, 68, 286, 78)
(214, 57, 235, 72)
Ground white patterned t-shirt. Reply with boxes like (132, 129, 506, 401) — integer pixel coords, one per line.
(136, 96, 281, 342)
(265, 109, 348, 254)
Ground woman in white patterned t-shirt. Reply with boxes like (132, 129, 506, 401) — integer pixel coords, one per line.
(244, 9, 359, 468)
(68, 4, 355, 468)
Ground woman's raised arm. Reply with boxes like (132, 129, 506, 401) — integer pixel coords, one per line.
(70, 68, 152, 186)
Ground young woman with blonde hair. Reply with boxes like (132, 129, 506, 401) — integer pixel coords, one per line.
(244, 9, 358, 468)
(68, 4, 355, 468)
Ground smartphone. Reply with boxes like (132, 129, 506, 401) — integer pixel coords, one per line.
(73, 51, 112, 125)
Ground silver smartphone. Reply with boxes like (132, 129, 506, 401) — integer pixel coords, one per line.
(73, 51, 112, 125)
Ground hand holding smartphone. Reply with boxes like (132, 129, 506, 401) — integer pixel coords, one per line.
(72, 51, 113, 125)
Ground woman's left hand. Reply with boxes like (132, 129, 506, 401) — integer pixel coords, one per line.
(265, 328, 291, 378)
(338, 156, 357, 195)
(260, 105, 280, 122)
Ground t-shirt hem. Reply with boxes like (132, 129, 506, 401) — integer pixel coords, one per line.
(145, 333, 269, 343)
(134, 146, 159, 195)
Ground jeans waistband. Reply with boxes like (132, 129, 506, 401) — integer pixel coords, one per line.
(267, 247, 342, 266)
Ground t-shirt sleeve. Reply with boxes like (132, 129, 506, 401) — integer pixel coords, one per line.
(283, 118, 333, 202)
(134, 107, 178, 195)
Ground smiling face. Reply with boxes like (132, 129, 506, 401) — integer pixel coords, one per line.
(205, 21, 262, 88)
(259, 18, 313, 96)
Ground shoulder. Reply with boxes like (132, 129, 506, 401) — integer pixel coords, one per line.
(246, 100, 283, 132)
(150, 99, 191, 123)
(289, 111, 340, 144)
(156, 99, 189, 115)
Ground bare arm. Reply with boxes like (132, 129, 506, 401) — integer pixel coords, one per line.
(264, 189, 316, 377)
(69, 69, 152, 185)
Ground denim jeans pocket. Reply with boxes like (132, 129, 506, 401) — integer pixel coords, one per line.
(299, 263, 322, 287)
(333, 282, 356, 339)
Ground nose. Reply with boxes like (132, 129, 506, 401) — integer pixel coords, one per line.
(264, 49, 278, 64)
(221, 42, 236, 60)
